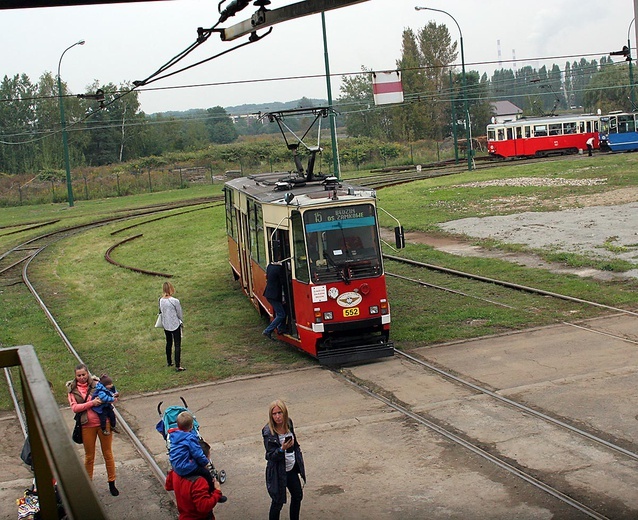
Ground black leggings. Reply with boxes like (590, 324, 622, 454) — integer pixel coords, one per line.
(269, 466, 303, 520)
(165, 327, 182, 367)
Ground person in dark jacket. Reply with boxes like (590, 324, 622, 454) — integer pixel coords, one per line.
(262, 399, 306, 520)
(263, 261, 287, 339)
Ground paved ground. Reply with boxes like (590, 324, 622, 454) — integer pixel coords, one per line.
(2, 314, 638, 519)
(3, 194, 638, 519)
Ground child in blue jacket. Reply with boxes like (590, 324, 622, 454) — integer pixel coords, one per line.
(169, 411, 227, 502)
(92, 374, 119, 435)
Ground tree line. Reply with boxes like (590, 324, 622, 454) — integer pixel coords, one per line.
(336, 22, 633, 142)
(0, 22, 634, 176)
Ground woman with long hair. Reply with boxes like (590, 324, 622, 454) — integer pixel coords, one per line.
(159, 281, 185, 371)
(262, 399, 306, 520)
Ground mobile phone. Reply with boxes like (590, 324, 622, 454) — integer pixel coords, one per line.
(284, 436, 292, 443)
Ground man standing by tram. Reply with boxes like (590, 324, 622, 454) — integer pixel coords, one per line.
(586, 136, 595, 157)
(263, 257, 287, 340)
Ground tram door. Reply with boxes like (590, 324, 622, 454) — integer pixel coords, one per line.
(237, 209, 253, 297)
(268, 227, 297, 337)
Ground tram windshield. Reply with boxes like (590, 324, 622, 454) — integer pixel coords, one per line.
(303, 204, 382, 283)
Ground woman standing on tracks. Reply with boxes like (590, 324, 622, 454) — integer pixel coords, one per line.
(67, 363, 119, 496)
(262, 399, 306, 520)
(159, 281, 185, 372)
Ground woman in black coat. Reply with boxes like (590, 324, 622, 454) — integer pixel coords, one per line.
(262, 399, 306, 520)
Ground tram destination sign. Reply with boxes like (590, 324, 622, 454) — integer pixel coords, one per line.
(305, 205, 375, 232)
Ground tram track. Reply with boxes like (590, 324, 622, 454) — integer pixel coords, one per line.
(333, 344, 638, 519)
(1, 198, 223, 502)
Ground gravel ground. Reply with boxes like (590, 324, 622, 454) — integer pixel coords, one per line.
(432, 182, 638, 278)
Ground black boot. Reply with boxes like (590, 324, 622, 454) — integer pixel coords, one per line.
(109, 481, 119, 496)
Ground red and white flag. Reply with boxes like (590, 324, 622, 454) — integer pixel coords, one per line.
(372, 71, 403, 105)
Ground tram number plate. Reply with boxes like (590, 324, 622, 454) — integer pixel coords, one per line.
(343, 307, 360, 317)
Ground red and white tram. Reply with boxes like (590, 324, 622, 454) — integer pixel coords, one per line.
(487, 114, 600, 158)
(224, 107, 402, 364)
(224, 172, 397, 365)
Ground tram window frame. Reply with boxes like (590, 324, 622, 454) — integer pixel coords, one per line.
(224, 188, 236, 240)
(487, 129, 496, 141)
(524, 126, 531, 138)
(291, 211, 310, 283)
(533, 125, 547, 137)
(609, 117, 618, 133)
(247, 199, 266, 268)
(515, 127, 522, 139)
(549, 124, 561, 136)
(563, 122, 576, 134)
(618, 114, 635, 133)
(506, 128, 513, 140)
(497, 128, 505, 140)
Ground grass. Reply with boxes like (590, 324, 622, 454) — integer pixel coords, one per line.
(2, 153, 638, 409)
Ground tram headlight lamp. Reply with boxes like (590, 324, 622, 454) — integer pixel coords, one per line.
(314, 308, 322, 323)
(323, 311, 334, 321)
(380, 299, 389, 315)
(369, 305, 379, 315)
(284, 192, 294, 205)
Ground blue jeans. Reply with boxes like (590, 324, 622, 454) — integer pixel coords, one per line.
(264, 299, 286, 335)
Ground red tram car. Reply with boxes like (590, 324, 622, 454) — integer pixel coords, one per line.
(224, 172, 397, 364)
(487, 114, 600, 158)
(224, 107, 404, 365)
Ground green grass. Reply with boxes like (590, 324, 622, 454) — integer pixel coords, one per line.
(2, 154, 638, 409)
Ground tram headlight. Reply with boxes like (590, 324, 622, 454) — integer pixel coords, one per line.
(314, 308, 322, 323)
(369, 305, 379, 315)
(380, 299, 389, 315)
(323, 311, 334, 320)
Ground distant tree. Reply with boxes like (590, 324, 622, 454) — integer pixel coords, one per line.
(205, 106, 238, 144)
(583, 63, 632, 112)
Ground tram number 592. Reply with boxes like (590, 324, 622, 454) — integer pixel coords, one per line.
(343, 308, 360, 317)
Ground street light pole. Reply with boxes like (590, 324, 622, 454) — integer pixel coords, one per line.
(415, 6, 473, 171)
(57, 39, 84, 207)
(629, 18, 635, 109)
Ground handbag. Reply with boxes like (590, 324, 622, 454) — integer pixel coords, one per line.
(154, 313, 162, 328)
(72, 413, 83, 444)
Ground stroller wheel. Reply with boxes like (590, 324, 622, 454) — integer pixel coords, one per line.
(218, 469, 227, 484)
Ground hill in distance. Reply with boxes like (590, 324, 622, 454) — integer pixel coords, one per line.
(152, 97, 328, 118)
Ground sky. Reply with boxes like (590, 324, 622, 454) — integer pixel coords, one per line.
(1, 0, 636, 115)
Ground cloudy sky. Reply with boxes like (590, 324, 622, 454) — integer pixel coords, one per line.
(1, 0, 635, 114)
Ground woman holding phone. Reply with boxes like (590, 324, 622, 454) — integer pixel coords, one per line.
(262, 399, 306, 520)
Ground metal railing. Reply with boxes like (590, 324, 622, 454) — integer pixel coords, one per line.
(1, 345, 107, 520)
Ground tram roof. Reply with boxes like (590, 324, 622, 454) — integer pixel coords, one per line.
(225, 172, 376, 206)
(488, 114, 600, 127)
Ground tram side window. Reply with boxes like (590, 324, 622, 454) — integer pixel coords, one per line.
(487, 129, 496, 141)
(247, 200, 266, 268)
(224, 188, 236, 239)
(497, 128, 505, 140)
(533, 125, 547, 137)
(609, 117, 618, 133)
(291, 211, 310, 283)
(506, 128, 513, 140)
(549, 124, 561, 136)
(515, 127, 522, 139)
(563, 122, 576, 134)
(618, 115, 636, 133)
(255, 204, 265, 268)
(524, 126, 531, 138)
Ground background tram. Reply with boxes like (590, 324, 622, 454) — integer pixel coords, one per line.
(599, 112, 638, 152)
(224, 173, 397, 365)
(487, 114, 600, 158)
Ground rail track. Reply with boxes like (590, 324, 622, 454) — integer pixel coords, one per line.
(3, 165, 636, 516)
(1, 198, 223, 504)
(333, 347, 638, 520)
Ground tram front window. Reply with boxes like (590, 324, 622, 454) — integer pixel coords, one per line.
(304, 204, 382, 283)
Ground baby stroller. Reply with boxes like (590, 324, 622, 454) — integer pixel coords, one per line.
(156, 397, 226, 484)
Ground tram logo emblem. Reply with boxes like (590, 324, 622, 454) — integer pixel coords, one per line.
(336, 292, 362, 308)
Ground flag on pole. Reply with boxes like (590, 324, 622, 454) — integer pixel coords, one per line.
(372, 71, 403, 105)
